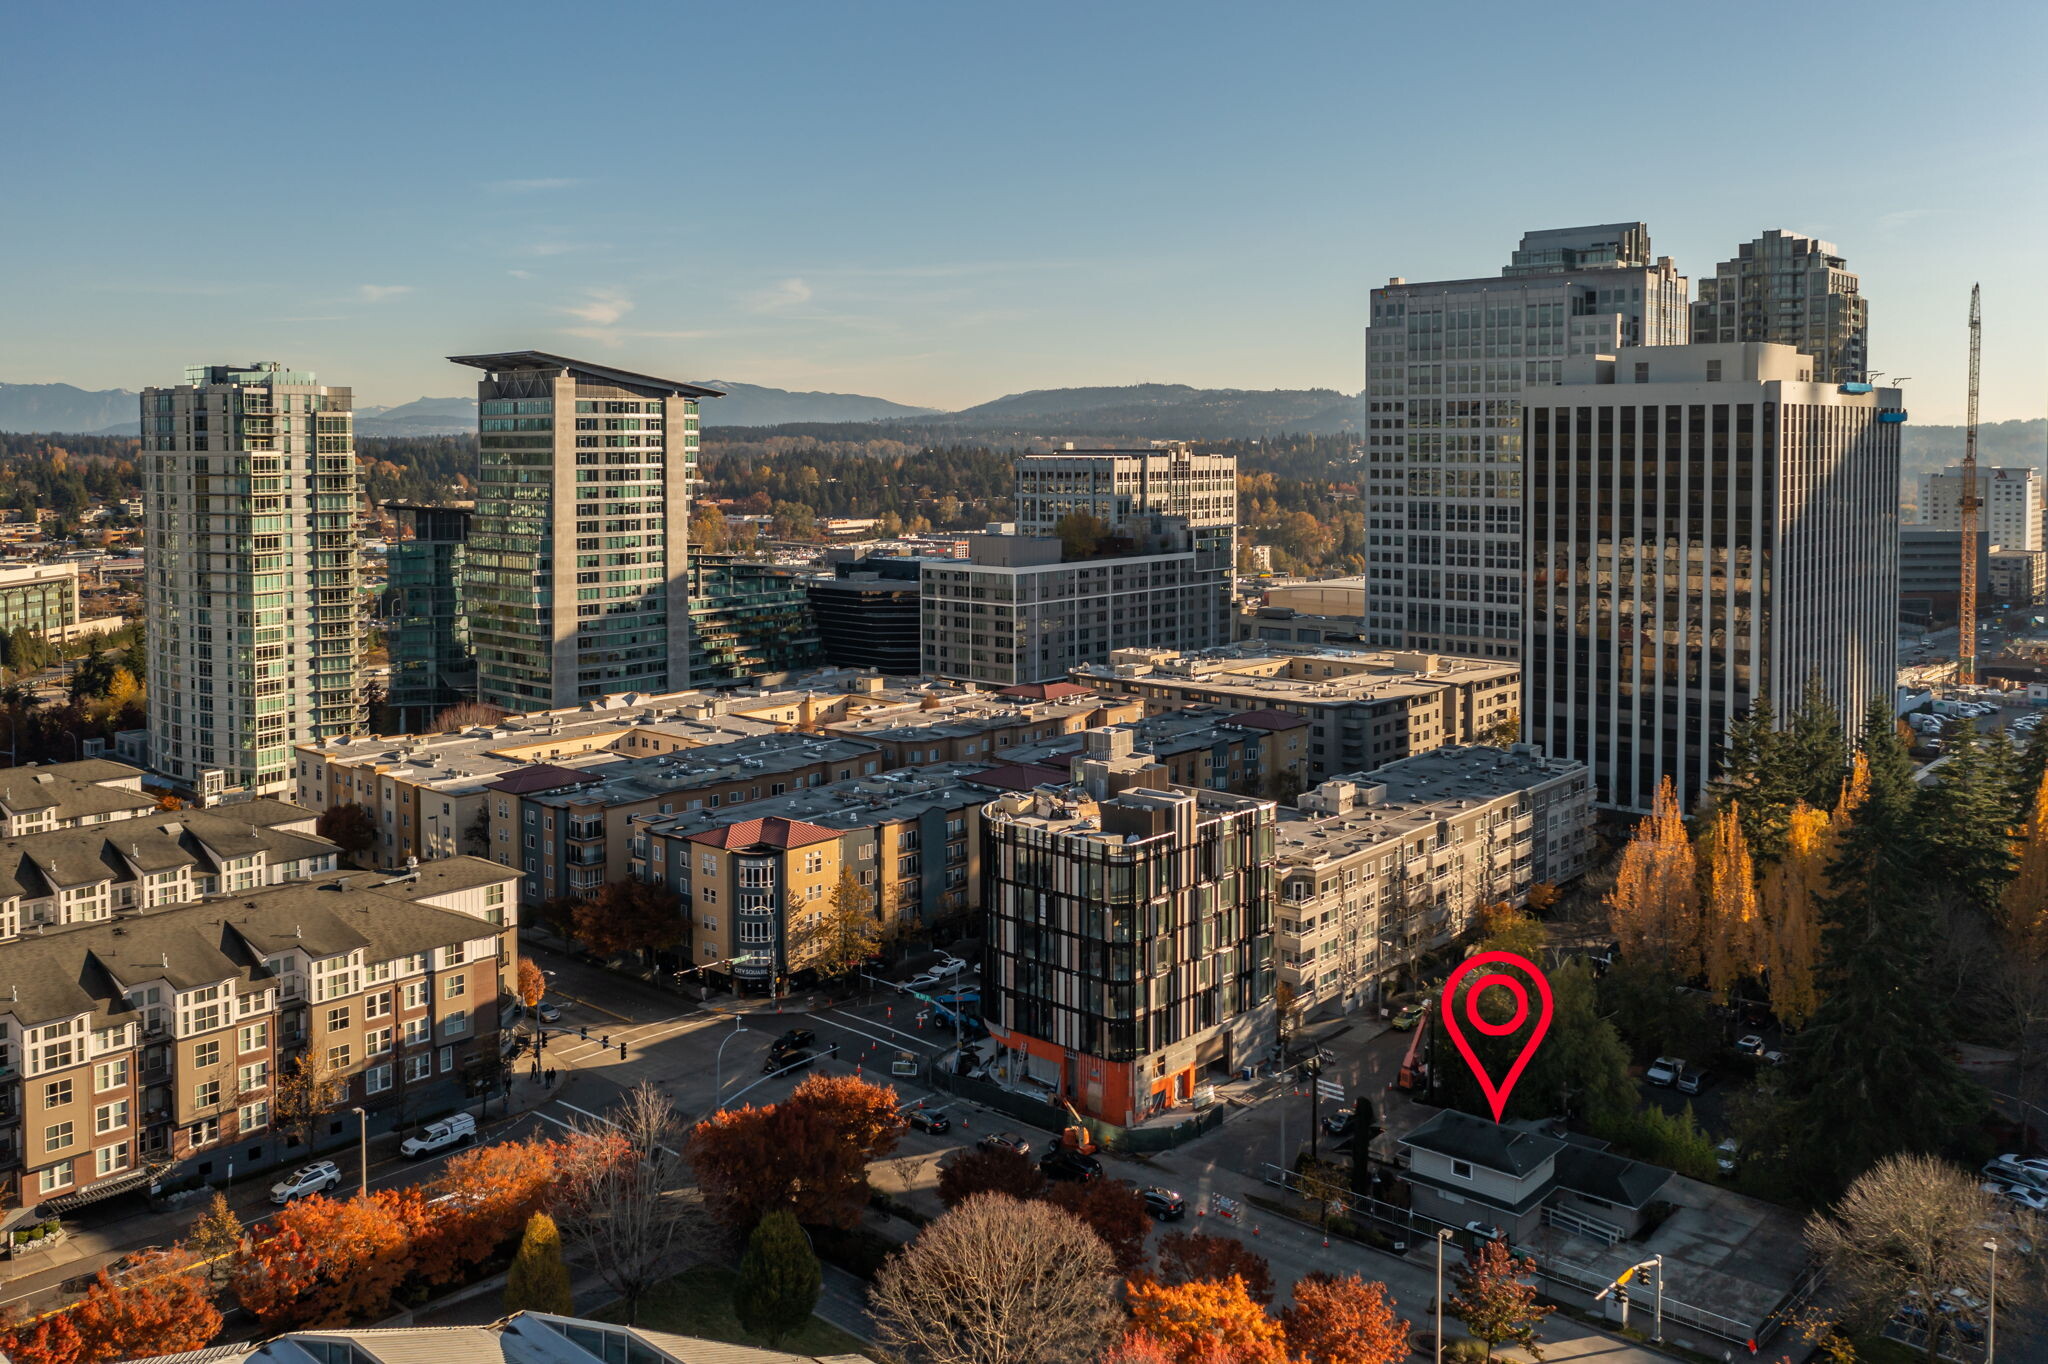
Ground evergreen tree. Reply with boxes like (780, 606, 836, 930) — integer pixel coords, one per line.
(732, 1209, 820, 1346)
(1783, 698, 1984, 1195)
(1786, 673, 1852, 809)
(504, 1212, 574, 1316)
(1914, 722, 2018, 912)
(1714, 697, 1793, 855)
(2017, 725, 2048, 816)
(2001, 771, 2048, 958)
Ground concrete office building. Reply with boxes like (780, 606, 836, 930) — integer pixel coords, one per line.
(1363, 225, 1690, 657)
(1014, 441, 1238, 572)
(1273, 746, 1592, 1016)
(1525, 343, 1902, 812)
(448, 352, 718, 712)
(980, 731, 1277, 1126)
(1692, 230, 1869, 385)
(141, 364, 363, 797)
(383, 501, 474, 731)
(1920, 465, 2043, 553)
(1899, 528, 1991, 628)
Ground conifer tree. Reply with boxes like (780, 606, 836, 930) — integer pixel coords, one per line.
(732, 1209, 821, 1346)
(1605, 777, 1700, 978)
(1914, 722, 2019, 912)
(504, 1212, 574, 1316)
(1787, 673, 1851, 809)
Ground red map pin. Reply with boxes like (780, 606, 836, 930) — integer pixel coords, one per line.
(1439, 950, 1553, 1123)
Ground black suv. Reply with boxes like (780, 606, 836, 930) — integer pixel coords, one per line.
(773, 1028, 817, 1053)
(1040, 1148, 1103, 1184)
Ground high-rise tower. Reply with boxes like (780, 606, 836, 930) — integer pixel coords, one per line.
(141, 363, 363, 797)
(1690, 230, 1868, 385)
(448, 352, 718, 712)
(1363, 225, 1689, 657)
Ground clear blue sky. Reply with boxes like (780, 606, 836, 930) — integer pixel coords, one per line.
(6, 0, 2045, 421)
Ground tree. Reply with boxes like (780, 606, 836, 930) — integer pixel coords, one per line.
(1281, 1272, 1409, 1364)
(1701, 802, 1761, 999)
(938, 1146, 1048, 1207)
(1758, 802, 1828, 1027)
(1124, 1275, 1288, 1364)
(99, 667, 141, 716)
(2002, 769, 2048, 958)
(1435, 959, 1628, 1126)
(1446, 1239, 1552, 1360)
(66, 1249, 223, 1362)
(1272, 979, 1303, 1051)
(185, 1191, 245, 1283)
(1474, 903, 1545, 960)
(434, 700, 507, 732)
(1101, 1332, 1178, 1364)
(1055, 511, 1112, 559)
(870, 1194, 1121, 1364)
(0, 1309, 85, 1364)
(315, 802, 379, 863)
(1153, 1230, 1275, 1304)
(733, 1209, 822, 1346)
(68, 647, 116, 701)
(572, 878, 686, 962)
(1046, 1178, 1153, 1276)
(272, 1050, 345, 1149)
(1805, 1154, 2015, 1361)
(792, 869, 881, 982)
(1604, 777, 1700, 978)
(1914, 722, 2018, 912)
(504, 1211, 574, 1315)
(517, 958, 547, 1011)
(233, 1190, 421, 1328)
(557, 1082, 701, 1325)
(688, 1072, 905, 1231)
(1482, 709, 1521, 748)
(417, 1136, 564, 1283)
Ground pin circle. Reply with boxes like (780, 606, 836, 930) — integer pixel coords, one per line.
(1466, 973, 1528, 1037)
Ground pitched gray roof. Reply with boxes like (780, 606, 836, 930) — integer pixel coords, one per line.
(0, 805, 335, 899)
(0, 759, 157, 822)
(1554, 1143, 1674, 1210)
(1401, 1109, 1565, 1177)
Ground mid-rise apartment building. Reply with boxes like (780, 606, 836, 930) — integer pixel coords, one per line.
(1525, 343, 1902, 811)
(0, 759, 159, 836)
(1691, 230, 1868, 385)
(141, 363, 363, 796)
(448, 352, 718, 712)
(383, 501, 475, 731)
(968, 704, 1310, 802)
(1073, 644, 1520, 780)
(1920, 465, 2043, 553)
(1364, 225, 1689, 657)
(981, 731, 1277, 1126)
(0, 563, 82, 640)
(1014, 442, 1238, 574)
(1272, 746, 1592, 1015)
(687, 555, 825, 687)
(0, 840, 516, 1221)
(816, 686, 1141, 767)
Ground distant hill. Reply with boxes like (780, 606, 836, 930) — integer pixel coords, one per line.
(932, 383, 1362, 438)
(356, 396, 478, 437)
(692, 380, 937, 427)
(0, 383, 139, 435)
(1902, 418, 2046, 481)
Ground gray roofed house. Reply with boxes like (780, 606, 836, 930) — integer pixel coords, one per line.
(1399, 1108, 1674, 1246)
(0, 758, 160, 835)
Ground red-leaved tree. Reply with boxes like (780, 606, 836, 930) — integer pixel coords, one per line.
(688, 1072, 905, 1229)
(937, 1146, 1048, 1207)
(233, 1190, 423, 1327)
(1153, 1229, 1276, 1304)
(1281, 1272, 1409, 1364)
(414, 1136, 565, 1283)
(1047, 1178, 1152, 1276)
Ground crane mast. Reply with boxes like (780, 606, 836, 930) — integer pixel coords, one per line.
(1960, 284, 1982, 686)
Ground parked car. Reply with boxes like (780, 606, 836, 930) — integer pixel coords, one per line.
(1322, 1108, 1355, 1136)
(270, 1161, 343, 1204)
(1733, 1034, 1765, 1057)
(1983, 1180, 2048, 1212)
(773, 1028, 817, 1053)
(535, 1001, 562, 1024)
(1715, 1138, 1740, 1175)
(1984, 1155, 2048, 1190)
(1464, 1221, 1505, 1242)
(978, 1132, 1031, 1157)
(1390, 1002, 1428, 1031)
(1142, 1187, 1187, 1221)
(1041, 1148, 1104, 1183)
(400, 1112, 477, 1159)
(1677, 1068, 1714, 1095)
(906, 1108, 952, 1134)
(1645, 1057, 1685, 1086)
(766, 1049, 815, 1074)
(1761, 1049, 1787, 1067)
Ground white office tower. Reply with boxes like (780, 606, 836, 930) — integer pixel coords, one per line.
(1524, 344, 1902, 812)
(1920, 465, 2043, 552)
(1363, 224, 1689, 658)
(141, 363, 363, 797)
(1691, 230, 1868, 385)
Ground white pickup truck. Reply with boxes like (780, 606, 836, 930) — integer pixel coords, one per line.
(400, 1111, 478, 1158)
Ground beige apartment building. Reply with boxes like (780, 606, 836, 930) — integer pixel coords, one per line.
(0, 759, 160, 836)
(1272, 745, 1593, 1016)
(1073, 645, 1521, 779)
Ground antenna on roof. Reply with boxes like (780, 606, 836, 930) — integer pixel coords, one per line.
(160, 952, 168, 967)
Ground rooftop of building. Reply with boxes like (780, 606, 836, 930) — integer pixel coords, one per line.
(0, 803, 335, 900)
(635, 761, 1004, 841)
(1275, 746, 1586, 866)
(522, 733, 883, 810)
(816, 689, 1133, 744)
(991, 705, 1306, 773)
(446, 351, 725, 399)
(0, 758, 158, 823)
(0, 861, 509, 1029)
(1401, 1109, 1563, 1177)
(1074, 643, 1517, 702)
(983, 780, 1270, 845)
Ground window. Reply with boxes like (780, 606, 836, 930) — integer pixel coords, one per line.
(44, 1121, 75, 1153)
(444, 974, 465, 1000)
(367, 1027, 393, 1056)
(193, 1040, 221, 1069)
(1705, 359, 1722, 382)
(239, 1022, 269, 1053)
(1450, 1159, 1474, 1180)
(403, 1018, 431, 1047)
(325, 1006, 350, 1033)
(238, 1100, 269, 1133)
(403, 982, 428, 1010)
(404, 1054, 431, 1083)
(238, 1062, 269, 1092)
(438, 1045, 455, 1074)
(94, 1058, 127, 1092)
(42, 1079, 72, 1109)
(326, 1045, 352, 1071)
(193, 1080, 222, 1109)
(95, 1142, 130, 1177)
(364, 992, 391, 1020)
(365, 1064, 393, 1095)
(189, 1118, 220, 1147)
(441, 1011, 470, 1038)
(38, 1161, 72, 1194)
(94, 1100, 128, 1134)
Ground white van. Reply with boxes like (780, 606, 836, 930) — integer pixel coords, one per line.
(400, 1111, 478, 1158)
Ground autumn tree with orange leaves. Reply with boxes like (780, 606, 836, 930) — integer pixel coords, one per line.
(1701, 802, 1761, 998)
(1759, 801, 1829, 1026)
(414, 1136, 566, 1283)
(0, 1249, 222, 1364)
(1281, 1271, 1410, 1364)
(233, 1189, 423, 1328)
(1605, 777, 1700, 977)
(0, 1310, 84, 1364)
(518, 958, 547, 1011)
(688, 1072, 905, 1230)
(1125, 1274, 1289, 1364)
(1152, 1229, 1276, 1303)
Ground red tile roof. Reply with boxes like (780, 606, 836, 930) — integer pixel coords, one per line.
(995, 681, 1098, 702)
(685, 817, 843, 850)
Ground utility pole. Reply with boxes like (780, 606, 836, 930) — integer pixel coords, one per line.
(1961, 283, 1983, 686)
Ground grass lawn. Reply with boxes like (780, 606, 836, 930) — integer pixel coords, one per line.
(594, 1262, 871, 1359)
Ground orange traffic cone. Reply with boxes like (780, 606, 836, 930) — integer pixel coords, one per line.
(1252, 1225, 1261, 1237)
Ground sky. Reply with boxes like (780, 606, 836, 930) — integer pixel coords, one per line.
(5, 0, 2047, 422)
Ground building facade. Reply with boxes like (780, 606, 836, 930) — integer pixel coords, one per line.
(1920, 465, 2042, 553)
(1899, 528, 1991, 629)
(1524, 343, 1902, 812)
(687, 555, 825, 687)
(141, 363, 363, 796)
(1014, 442, 1237, 579)
(383, 501, 475, 732)
(981, 731, 1277, 1126)
(1364, 225, 1690, 657)
(0, 563, 81, 640)
(1691, 229, 1868, 385)
(1273, 746, 1593, 1015)
(448, 352, 717, 712)
(807, 556, 924, 674)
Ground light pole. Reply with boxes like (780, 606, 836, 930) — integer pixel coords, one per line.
(1435, 1227, 1455, 1364)
(1649, 1254, 1664, 1344)
(350, 1106, 368, 1198)
(1985, 1238, 1999, 1364)
(712, 1018, 751, 1111)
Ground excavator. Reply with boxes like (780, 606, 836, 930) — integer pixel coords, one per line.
(1059, 1098, 1098, 1153)
(1396, 999, 1433, 1092)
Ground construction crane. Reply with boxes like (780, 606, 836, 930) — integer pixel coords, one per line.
(1960, 284, 1983, 686)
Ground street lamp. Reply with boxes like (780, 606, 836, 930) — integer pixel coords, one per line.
(712, 1018, 751, 1110)
(350, 1106, 368, 1198)
(1434, 1227, 1455, 1364)
(1985, 1238, 1999, 1364)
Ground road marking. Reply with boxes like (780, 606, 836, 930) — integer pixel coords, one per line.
(552, 990, 633, 1024)
(817, 1008, 937, 1053)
